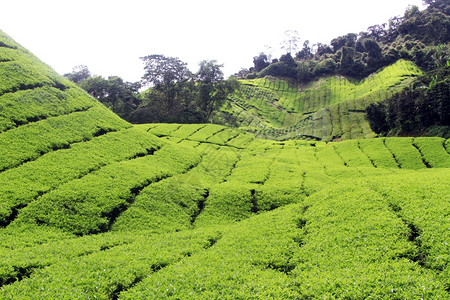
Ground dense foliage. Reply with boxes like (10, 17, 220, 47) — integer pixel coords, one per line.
(245, 0, 449, 82)
(366, 45, 449, 137)
(65, 57, 239, 124)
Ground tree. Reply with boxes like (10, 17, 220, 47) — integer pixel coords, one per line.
(64, 65, 91, 84)
(366, 24, 388, 42)
(340, 46, 356, 76)
(235, 68, 250, 79)
(140, 55, 193, 115)
(366, 102, 389, 134)
(422, 0, 444, 8)
(140, 54, 192, 87)
(386, 16, 404, 42)
(331, 33, 357, 52)
(79, 75, 140, 120)
(315, 43, 333, 56)
(363, 39, 383, 70)
(296, 40, 314, 60)
(427, 44, 450, 69)
(297, 61, 312, 82)
(253, 53, 270, 72)
(196, 60, 239, 122)
(281, 30, 300, 54)
(79, 75, 108, 100)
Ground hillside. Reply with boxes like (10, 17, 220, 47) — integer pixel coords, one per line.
(221, 59, 422, 141)
(214, 1, 449, 141)
(1, 30, 450, 299)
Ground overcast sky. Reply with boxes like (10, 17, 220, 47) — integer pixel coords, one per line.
(1, 0, 426, 82)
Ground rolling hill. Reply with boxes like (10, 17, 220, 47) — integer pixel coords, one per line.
(0, 29, 449, 299)
(221, 59, 422, 141)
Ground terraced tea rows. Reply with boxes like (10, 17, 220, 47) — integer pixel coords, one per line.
(226, 59, 422, 141)
(0, 29, 448, 299)
(2, 169, 447, 299)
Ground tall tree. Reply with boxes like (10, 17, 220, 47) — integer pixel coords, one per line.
(140, 54, 192, 87)
(79, 75, 140, 120)
(296, 40, 314, 60)
(64, 65, 91, 84)
(253, 53, 270, 72)
(196, 60, 239, 122)
(140, 55, 193, 115)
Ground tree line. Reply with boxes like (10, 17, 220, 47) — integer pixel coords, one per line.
(366, 44, 449, 137)
(240, 0, 449, 83)
(64, 57, 238, 124)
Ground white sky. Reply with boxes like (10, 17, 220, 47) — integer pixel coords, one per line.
(0, 0, 426, 82)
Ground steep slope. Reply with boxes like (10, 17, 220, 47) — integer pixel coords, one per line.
(0, 30, 449, 299)
(0, 30, 200, 235)
(223, 59, 422, 141)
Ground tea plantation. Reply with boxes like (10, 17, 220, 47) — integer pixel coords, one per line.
(0, 30, 449, 299)
(226, 59, 422, 141)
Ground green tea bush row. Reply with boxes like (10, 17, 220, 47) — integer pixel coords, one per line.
(206, 128, 240, 145)
(120, 204, 301, 299)
(0, 105, 129, 172)
(289, 181, 447, 298)
(169, 124, 206, 139)
(314, 144, 345, 168)
(177, 139, 200, 148)
(413, 137, 450, 168)
(234, 85, 286, 128)
(227, 153, 273, 184)
(226, 132, 255, 148)
(358, 138, 399, 168)
(0, 128, 162, 225)
(0, 230, 135, 287)
(188, 124, 225, 142)
(367, 170, 450, 273)
(384, 137, 426, 169)
(0, 31, 70, 97)
(3, 172, 446, 298)
(193, 181, 257, 227)
(111, 178, 205, 233)
(0, 228, 223, 299)
(0, 47, 15, 62)
(14, 143, 201, 235)
(0, 61, 55, 95)
(0, 87, 95, 133)
(256, 160, 305, 211)
(4, 169, 447, 298)
(133, 123, 157, 131)
(332, 140, 374, 167)
(147, 123, 181, 136)
(228, 60, 422, 141)
(184, 145, 240, 187)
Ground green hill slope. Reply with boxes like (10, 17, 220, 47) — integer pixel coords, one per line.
(0, 30, 449, 299)
(222, 59, 422, 141)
